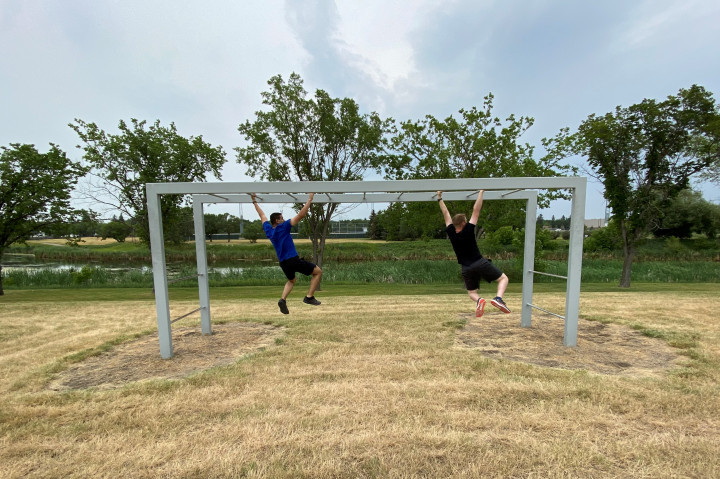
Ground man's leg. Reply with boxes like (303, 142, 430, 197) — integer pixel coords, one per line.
(278, 278, 296, 314)
(303, 266, 323, 306)
(490, 273, 511, 313)
(467, 289, 480, 303)
(282, 278, 296, 300)
(467, 290, 485, 318)
(494, 273, 509, 298)
(307, 266, 322, 297)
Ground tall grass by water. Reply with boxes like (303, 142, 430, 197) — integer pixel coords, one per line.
(3, 259, 719, 290)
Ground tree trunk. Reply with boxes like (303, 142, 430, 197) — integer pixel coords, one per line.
(620, 247, 635, 288)
(0, 263, 4, 296)
(619, 223, 635, 288)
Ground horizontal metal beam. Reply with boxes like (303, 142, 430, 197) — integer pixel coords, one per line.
(147, 177, 586, 196)
(193, 190, 537, 204)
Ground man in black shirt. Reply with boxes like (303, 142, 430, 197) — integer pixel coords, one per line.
(437, 190, 511, 318)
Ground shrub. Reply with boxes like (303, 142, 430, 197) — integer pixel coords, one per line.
(584, 222, 622, 252)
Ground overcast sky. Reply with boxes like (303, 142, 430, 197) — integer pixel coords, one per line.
(2, 0, 719, 221)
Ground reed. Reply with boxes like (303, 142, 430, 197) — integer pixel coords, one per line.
(8, 236, 720, 264)
(3, 258, 719, 291)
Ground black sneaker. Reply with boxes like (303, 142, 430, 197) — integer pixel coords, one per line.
(303, 296, 321, 306)
(490, 296, 511, 314)
(278, 298, 289, 314)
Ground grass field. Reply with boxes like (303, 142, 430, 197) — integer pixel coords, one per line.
(1, 284, 719, 478)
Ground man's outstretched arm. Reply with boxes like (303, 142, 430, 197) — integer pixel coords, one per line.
(469, 190, 484, 225)
(437, 191, 452, 226)
(291, 193, 315, 226)
(250, 194, 268, 223)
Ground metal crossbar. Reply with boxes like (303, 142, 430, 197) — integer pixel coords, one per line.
(171, 307, 204, 324)
(502, 188, 524, 197)
(528, 303, 566, 320)
(208, 193, 229, 200)
(529, 270, 568, 280)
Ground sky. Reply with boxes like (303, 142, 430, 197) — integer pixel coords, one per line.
(2, 0, 719, 222)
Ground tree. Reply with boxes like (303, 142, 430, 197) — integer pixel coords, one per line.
(242, 220, 264, 243)
(697, 105, 720, 186)
(44, 208, 102, 246)
(368, 209, 382, 240)
(98, 216, 133, 242)
(0, 143, 88, 295)
(203, 213, 226, 242)
(573, 85, 720, 287)
(654, 189, 720, 239)
(70, 119, 226, 244)
(385, 94, 575, 237)
(236, 73, 392, 268)
(219, 214, 238, 242)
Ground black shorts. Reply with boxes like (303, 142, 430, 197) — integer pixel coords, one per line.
(461, 257, 503, 291)
(279, 256, 317, 280)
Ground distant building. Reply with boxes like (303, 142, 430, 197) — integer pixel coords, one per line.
(584, 218, 605, 229)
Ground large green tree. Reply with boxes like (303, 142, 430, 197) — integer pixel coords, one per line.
(385, 93, 575, 239)
(654, 188, 720, 239)
(70, 119, 226, 244)
(236, 73, 392, 267)
(573, 85, 720, 287)
(0, 143, 88, 295)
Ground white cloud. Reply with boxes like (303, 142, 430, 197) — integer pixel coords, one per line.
(1, 0, 718, 218)
(617, 0, 720, 49)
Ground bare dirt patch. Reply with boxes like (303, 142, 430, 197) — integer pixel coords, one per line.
(48, 322, 285, 391)
(46, 309, 684, 391)
(456, 311, 685, 377)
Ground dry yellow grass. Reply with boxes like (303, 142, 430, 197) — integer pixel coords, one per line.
(1, 290, 719, 478)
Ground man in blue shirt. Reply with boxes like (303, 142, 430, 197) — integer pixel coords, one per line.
(437, 190, 510, 318)
(251, 193, 322, 314)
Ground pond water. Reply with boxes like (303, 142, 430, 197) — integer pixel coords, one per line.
(0, 253, 270, 275)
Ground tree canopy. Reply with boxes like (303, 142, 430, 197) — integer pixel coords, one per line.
(654, 188, 720, 239)
(0, 143, 88, 294)
(236, 72, 392, 266)
(573, 84, 720, 287)
(70, 118, 226, 244)
(382, 94, 575, 238)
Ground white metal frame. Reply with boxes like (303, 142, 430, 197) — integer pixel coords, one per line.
(147, 177, 587, 358)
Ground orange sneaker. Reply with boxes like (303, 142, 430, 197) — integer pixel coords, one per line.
(475, 298, 486, 318)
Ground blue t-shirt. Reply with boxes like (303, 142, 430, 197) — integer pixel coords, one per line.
(263, 220, 298, 262)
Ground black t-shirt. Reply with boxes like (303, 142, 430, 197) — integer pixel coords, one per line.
(446, 223, 483, 266)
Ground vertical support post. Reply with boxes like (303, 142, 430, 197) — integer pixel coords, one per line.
(521, 192, 538, 328)
(193, 199, 212, 335)
(147, 186, 173, 359)
(564, 178, 587, 346)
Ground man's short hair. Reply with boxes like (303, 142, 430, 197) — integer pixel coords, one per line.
(270, 212, 283, 226)
(452, 214, 467, 227)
